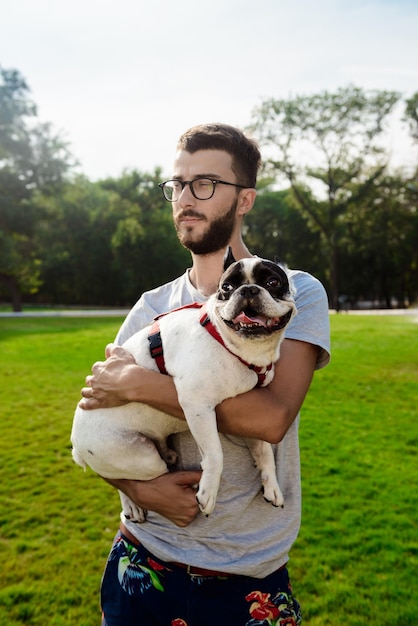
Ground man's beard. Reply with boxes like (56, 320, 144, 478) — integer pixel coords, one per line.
(175, 200, 237, 255)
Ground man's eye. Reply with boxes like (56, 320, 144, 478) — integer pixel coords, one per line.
(195, 180, 212, 189)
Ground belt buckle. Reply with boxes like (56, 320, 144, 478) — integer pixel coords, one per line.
(186, 564, 206, 578)
(186, 564, 195, 577)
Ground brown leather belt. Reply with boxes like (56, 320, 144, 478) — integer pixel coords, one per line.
(119, 523, 286, 578)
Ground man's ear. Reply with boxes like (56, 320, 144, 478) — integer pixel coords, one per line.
(236, 188, 257, 217)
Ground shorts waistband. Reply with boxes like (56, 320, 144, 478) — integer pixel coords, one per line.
(119, 523, 287, 579)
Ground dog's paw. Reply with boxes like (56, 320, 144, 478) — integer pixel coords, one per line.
(124, 507, 148, 523)
(261, 477, 284, 508)
(196, 488, 217, 517)
(120, 493, 147, 523)
(195, 471, 221, 516)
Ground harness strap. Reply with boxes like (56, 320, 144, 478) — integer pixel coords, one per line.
(199, 307, 273, 387)
(147, 302, 273, 387)
(147, 321, 168, 375)
(147, 303, 204, 376)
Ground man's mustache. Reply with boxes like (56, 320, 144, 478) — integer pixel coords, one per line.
(177, 210, 206, 220)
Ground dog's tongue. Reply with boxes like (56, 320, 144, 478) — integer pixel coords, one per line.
(232, 312, 269, 326)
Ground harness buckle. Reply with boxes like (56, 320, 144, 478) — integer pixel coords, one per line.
(148, 330, 163, 357)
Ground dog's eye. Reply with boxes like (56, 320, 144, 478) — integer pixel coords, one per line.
(221, 282, 234, 292)
(265, 277, 281, 288)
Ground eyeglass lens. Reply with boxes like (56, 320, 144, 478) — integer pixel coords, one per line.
(163, 179, 215, 201)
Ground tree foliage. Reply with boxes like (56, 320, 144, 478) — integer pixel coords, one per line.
(0, 67, 74, 310)
(249, 85, 405, 308)
(404, 92, 418, 142)
(31, 171, 190, 307)
(0, 70, 417, 310)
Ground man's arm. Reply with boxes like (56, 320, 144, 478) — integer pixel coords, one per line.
(216, 338, 319, 442)
(79, 338, 319, 526)
(79, 338, 319, 442)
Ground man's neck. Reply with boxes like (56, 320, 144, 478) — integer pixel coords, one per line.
(189, 241, 253, 297)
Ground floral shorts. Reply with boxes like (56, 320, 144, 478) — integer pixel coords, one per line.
(101, 531, 302, 626)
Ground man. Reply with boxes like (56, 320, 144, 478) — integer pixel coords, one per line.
(79, 123, 330, 626)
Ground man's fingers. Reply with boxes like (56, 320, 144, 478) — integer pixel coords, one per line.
(176, 471, 202, 487)
(78, 396, 99, 410)
(105, 344, 136, 363)
(105, 343, 116, 358)
(106, 344, 127, 358)
(81, 385, 95, 398)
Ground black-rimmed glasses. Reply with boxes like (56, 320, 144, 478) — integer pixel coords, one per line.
(158, 178, 249, 202)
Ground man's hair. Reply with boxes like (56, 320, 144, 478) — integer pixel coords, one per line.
(177, 123, 261, 188)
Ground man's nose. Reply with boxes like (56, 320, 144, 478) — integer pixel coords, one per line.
(177, 182, 195, 206)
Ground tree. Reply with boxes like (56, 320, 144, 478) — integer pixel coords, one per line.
(249, 85, 401, 309)
(404, 92, 418, 143)
(32, 177, 122, 305)
(100, 169, 190, 302)
(32, 170, 191, 307)
(244, 183, 326, 285)
(0, 68, 36, 160)
(339, 173, 418, 307)
(0, 67, 74, 310)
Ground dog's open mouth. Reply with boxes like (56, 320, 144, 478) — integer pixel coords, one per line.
(223, 309, 293, 334)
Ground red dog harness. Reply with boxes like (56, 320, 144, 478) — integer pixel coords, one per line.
(147, 303, 273, 387)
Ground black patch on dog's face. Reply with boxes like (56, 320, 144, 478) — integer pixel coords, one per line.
(252, 261, 290, 299)
(217, 262, 246, 301)
(217, 260, 290, 302)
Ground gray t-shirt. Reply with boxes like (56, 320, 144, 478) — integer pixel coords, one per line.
(117, 268, 330, 578)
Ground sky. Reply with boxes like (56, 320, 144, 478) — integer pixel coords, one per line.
(1, 0, 418, 180)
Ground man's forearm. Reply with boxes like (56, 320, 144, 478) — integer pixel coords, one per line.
(128, 366, 291, 442)
(130, 367, 296, 444)
(126, 367, 185, 419)
(80, 340, 318, 444)
(215, 388, 295, 444)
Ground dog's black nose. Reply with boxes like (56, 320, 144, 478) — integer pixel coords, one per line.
(240, 285, 260, 297)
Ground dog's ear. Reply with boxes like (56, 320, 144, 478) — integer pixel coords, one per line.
(274, 255, 288, 271)
(223, 246, 236, 270)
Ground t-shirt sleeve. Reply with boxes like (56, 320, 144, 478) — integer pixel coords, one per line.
(285, 271, 331, 370)
(114, 295, 157, 345)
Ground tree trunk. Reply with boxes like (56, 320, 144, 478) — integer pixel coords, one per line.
(331, 243, 340, 311)
(0, 274, 23, 312)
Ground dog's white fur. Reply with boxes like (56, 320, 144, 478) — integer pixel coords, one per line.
(71, 257, 296, 520)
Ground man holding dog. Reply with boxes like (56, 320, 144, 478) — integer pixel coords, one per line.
(79, 123, 330, 626)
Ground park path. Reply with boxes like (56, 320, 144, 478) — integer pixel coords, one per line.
(0, 308, 417, 318)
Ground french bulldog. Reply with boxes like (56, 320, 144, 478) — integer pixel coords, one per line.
(71, 250, 297, 521)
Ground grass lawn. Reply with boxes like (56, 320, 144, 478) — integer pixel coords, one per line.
(0, 313, 417, 625)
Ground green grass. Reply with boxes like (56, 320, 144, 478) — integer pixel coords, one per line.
(0, 314, 417, 625)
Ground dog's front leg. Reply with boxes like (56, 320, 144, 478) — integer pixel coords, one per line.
(245, 438, 284, 508)
(181, 404, 223, 517)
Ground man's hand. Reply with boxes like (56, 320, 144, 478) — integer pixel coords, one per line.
(105, 471, 203, 527)
(79, 343, 140, 410)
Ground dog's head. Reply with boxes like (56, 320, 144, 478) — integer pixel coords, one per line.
(212, 249, 296, 346)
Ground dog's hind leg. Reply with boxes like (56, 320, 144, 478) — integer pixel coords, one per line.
(154, 437, 178, 466)
(245, 438, 284, 508)
(120, 492, 147, 524)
